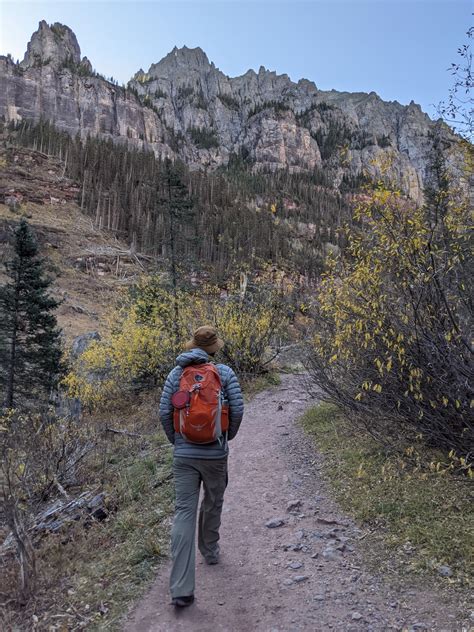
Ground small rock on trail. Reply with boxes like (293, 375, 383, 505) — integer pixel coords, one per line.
(265, 518, 285, 528)
(286, 499, 303, 512)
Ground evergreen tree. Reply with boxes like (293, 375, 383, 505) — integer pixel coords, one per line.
(10, 119, 352, 279)
(162, 159, 195, 283)
(159, 158, 196, 348)
(0, 219, 62, 408)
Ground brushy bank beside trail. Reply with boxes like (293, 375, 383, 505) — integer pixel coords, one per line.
(301, 403, 473, 588)
(0, 373, 281, 631)
(1, 393, 174, 631)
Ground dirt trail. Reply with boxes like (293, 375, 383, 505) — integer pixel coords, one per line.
(124, 374, 468, 632)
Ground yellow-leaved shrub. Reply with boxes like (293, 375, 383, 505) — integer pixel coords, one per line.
(306, 148, 473, 457)
(64, 276, 290, 409)
(205, 280, 290, 376)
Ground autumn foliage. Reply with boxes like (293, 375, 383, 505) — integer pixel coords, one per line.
(64, 276, 289, 408)
(306, 150, 473, 458)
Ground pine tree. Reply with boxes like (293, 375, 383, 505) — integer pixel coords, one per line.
(0, 219, 62, 408)
(158, 159, 196, 348)
(11, 119, 351, 278)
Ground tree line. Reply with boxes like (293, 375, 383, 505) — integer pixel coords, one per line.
(6, 119, 353, 281)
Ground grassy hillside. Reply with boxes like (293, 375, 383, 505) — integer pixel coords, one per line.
(0, 145, 147, 342)
(0, 145, 176, 629)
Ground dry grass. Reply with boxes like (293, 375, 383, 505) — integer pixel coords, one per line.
(1, 150, 169, 629)
(1, 377, 271, 631)
(301, 403, 473, 587)
(1, 393, 175, 631)
(241, 371, 281, 401)
(0, 146, 146, 343)
(0, 197, 143, 342)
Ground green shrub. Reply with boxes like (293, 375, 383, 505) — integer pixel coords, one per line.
(154, 88, 168, 99)
(188, 126, 219, 149)
(377, 134, 392, 148)
(248, 100, 291, 118)
(218, 93, 240, 110)
(178, 85, 194, 99)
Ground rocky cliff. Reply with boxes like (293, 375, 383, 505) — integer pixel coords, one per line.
(0, 20, 461, 202)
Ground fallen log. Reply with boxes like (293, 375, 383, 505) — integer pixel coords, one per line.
(105, 426, 142, 438)
(1, 490, 108, 555)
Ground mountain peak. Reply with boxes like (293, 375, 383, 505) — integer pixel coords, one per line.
(148, 45, 211, 77)
(21, 21, 81, 69)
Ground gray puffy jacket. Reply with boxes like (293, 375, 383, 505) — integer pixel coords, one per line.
(159, 348, 244, 459)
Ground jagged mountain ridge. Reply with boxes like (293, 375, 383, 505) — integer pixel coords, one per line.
(0, 20, 459, 202)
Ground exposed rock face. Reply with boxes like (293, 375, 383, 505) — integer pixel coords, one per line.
(0, 21, 462, 202)
(21, 20, 81, 69)
(0, 22, 172, 156)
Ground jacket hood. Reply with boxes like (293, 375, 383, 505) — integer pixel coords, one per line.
(175, 347, 210, 368)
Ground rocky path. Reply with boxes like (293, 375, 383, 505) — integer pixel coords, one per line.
(124, 374, 468, 632)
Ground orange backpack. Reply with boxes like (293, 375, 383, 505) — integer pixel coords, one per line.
(172, 363, 229, 444)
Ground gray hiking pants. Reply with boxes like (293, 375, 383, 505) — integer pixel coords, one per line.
(170, 456, 228, 598)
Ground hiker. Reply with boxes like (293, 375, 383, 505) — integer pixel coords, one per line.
(159, 325, 244, 608)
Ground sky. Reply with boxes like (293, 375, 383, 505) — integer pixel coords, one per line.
(0, 1, 472, 118)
